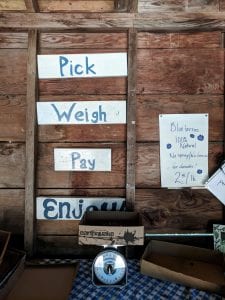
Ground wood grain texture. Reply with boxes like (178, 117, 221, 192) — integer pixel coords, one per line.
(38, 0, 114, 12)
(0, 143, 25, 188)
(126, 29, 137, 210)
(0, 189, 24, 234)
(1, 94, 223, 143)
(25, 0, 39, 12)
(0, 50, 27, 95)
(137, 95, 224, 142)
(37, 235, 102, 256)
(3, 12, 225, 31)
(39, 32, 127, 49)
(39, 77, 126, 96)
(0, 188, 221, 236)
(24, 30, 38, 256)
(0, 142, 222, 189)
(0, 13, 133, 30)
(138, 0, 219, 12)
(37, 188, 125, 235)
(138, 32, 221, 49)
(0, 0, 26, 10)
(37, 143, 126, 188)
(136, 143, 224, 188)
(134, 12, 225, 31)
(34, 142, 224, 189)
(0, 95, 26, 142)
(137, 49, 224, 94)
(0, 32, 28, 49)
(220, 0, 225, 10)
(38, 95, 125, 142)
(136, 189, 222, 232)
(36, 188, 223, 235)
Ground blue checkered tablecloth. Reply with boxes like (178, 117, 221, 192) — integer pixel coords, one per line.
(68, 259, 222, 300)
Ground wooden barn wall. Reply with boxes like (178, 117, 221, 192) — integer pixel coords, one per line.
(0, 1, 225, 254)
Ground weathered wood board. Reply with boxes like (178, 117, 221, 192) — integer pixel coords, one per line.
(0, 29, 224, 254)
(0, 0, 26, 10)
(138, 0, 219, 12)
(38, 0, 115, 12)
(137, 49, 224, 94)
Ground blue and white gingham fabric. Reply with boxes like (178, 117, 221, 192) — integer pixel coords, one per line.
(68, 259, 222, 300)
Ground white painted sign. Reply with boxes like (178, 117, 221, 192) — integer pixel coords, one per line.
(37, 53, 127, 79)
(206, 163, 225, 205)
(54, 148, 111, 171)
(37, 101, 126, 125)
(159, 114, 208, 188)
(36, 197, 125, 220)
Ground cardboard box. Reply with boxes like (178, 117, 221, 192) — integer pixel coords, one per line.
(140, 240, 225, 296)
(0, 249, 25, 300)
(0, 231, 10, 265)
(79, 211, 144, 246)
(6, 263, 78, 300)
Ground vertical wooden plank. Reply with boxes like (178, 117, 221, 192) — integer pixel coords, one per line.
(126, 29, 137, 210)
(24, 30, 38, 257)
(24, 0, 39, 12)
(128, 0, 138, 12)
(114, 0, 138, 12)
(114, 0, 129, 11)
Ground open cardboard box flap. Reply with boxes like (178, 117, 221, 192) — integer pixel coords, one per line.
(6, 263, 79, 300)
(0, 231, 10, 265)
(79, 211, 144, 246)
(141, 240, 225, 296)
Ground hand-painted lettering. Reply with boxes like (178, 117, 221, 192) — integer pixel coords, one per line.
(43, 198, 58, 220)
(71, 152, 96, 170)
(50, 103, 107, 124)
(51, 103, 76, 122)
(59, 55, 95, 77)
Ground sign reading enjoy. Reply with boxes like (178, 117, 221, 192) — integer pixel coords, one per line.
(54, 148, 111, 171)
(37, 101, 126, 125)
(37, 53, 127, 79)
(36, 197, 125, 220)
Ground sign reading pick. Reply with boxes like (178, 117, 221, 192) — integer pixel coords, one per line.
(37, 53, 127, 79)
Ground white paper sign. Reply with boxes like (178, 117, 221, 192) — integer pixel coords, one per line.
(206, 163, 225, 205)
(159, 114, 208, 187)
(37, 101, 126, 125)
(37, 53, 127, 79)
(54, 148, 111, 171)
(36, 197, 125, 220)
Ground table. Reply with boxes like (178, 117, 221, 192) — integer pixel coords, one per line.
(68, 260, 222, 300)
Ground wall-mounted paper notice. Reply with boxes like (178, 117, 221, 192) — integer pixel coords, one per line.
(36, 197, 125, 220)
(205, 163, 225, 205)
(37, 101, 126, 125)
(54, 148, 111, 171)
(159, 114, 208, 188)
(37, 53, 127, 79)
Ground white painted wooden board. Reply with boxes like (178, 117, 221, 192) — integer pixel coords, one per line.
(36, 197, 125, 220)
(54, 148, 111, 171)
(37, 101, 126, 124)
(37, 53, 127, 79)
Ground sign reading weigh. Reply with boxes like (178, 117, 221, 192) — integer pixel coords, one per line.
(37, 53, 127, 79)
(37, 101, 126, 125)
(159, 114, 208, 188)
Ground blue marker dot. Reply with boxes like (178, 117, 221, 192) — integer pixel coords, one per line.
(197, 169, 203, 174)
(190, 134, 195, 138)
(167, 144, 172, 149)
(197, 135, 204, 141)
